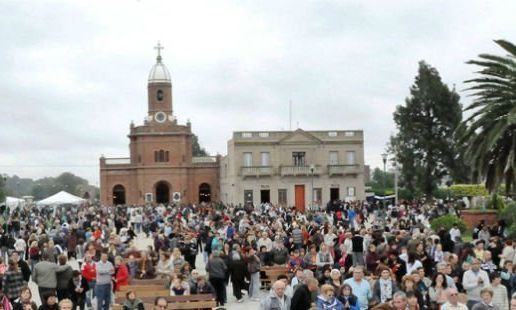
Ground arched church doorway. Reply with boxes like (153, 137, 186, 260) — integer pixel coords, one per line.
(112, 185, 126, 205)
(155, 181, 170, 204)
(199, 183, 211, 203)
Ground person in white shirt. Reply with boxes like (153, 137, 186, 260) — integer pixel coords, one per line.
(257, 232, 273, 252)
(441, 288, 468, 310)
(463, 259, 490, 309)
(490, 272, 509, 310)
(450, 224, 462, 243)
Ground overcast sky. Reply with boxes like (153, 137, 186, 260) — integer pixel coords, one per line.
(1, 0, 515, 185)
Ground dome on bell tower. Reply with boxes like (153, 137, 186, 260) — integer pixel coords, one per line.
(148, 42, 171, 83)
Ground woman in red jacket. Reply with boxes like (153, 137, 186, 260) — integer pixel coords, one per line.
(114, 256, 129, 291)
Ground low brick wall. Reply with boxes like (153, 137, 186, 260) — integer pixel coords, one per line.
(461, 209, 498, 230)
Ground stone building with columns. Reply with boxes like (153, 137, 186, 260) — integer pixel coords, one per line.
(219, 129, 365, 211)
(99, 46, 219, 205)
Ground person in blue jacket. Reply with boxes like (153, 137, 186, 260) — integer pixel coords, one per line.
(316, 284, 345, 310)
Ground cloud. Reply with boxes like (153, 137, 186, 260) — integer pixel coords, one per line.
(1, 0, 515, 183)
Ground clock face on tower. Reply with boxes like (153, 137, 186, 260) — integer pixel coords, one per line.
(155, 111, 167, 123)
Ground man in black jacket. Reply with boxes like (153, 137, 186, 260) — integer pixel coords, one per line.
(290, 277, 319, 310)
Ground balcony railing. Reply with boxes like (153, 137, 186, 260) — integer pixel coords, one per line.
(280, 165, 322, 176)
(328, 164, 361, 176)
(104, 158, 131, 165)
(192, 156, 218, 164)
(241, 166, 273, 178)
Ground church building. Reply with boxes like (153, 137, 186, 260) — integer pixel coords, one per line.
(99, 44, 219, 205)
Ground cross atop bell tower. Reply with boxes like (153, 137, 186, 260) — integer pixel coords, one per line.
(154, 41, 164, 62)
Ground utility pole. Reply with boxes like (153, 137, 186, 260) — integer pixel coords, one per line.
(394, 161, 398, 206)
(289, 100, 292, 131)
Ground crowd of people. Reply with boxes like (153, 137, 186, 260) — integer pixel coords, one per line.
(0, 199, 515, 310)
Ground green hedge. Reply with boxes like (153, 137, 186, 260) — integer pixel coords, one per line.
(430, 214, 467, 233)
(449, 184, 488, 197)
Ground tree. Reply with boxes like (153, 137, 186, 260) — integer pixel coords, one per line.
(390, 61, 467, 198)
(366, 167, 396, 196)
(192, 134, 208, 157)
(366, 168, 395, 191)
(55, 172, 88, 194)
(0, 175, 6, 203)
(4, 175, 34, 197)
(459, 40, 516, 195)
(2, 173, 95, 200)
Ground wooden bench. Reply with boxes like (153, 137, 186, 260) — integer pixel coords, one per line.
(130, 278, 167, 286)
(261, 266, 288, 289)
(116, 285, 169, 301)
(119, 284, 166, 292)
(113, 294, 216, 310)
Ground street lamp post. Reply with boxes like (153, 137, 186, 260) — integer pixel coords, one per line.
(309, 164, 315, 211)
(381, 153, 387, 198)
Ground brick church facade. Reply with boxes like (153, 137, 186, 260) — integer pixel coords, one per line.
(99, 46, 219, 205)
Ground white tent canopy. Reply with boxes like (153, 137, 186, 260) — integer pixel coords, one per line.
(6, 196, 25, 208)
(36, 191, 86, 206)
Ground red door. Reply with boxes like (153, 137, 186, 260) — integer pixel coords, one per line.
(295, 185, 305, 212)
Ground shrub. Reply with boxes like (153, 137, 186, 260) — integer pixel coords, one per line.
(432, 188, 450, 200)
(486, 193, 505, 210)
(499, 201, 516, 238)
(449, 184, 488, 198)
(430, 214, 467, 233)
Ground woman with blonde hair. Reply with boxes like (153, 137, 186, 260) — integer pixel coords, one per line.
(172, 248, 185, 271)
(401, 275, 426, 309)
(316, 284, 344, 309)
(28, 241, 40, 271)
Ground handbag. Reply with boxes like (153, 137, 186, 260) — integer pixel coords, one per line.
(2, 296, 12, 310)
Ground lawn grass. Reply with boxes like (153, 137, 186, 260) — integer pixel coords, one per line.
(462, 230, 473, 242)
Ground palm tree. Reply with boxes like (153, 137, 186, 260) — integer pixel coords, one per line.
(460, 39, 516, 195)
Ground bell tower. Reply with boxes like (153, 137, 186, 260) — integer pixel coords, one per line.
(147, 42, 173, 123)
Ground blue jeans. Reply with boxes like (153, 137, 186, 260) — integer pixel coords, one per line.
(95, 283, 111, 310)
(86, 280, 96, 307)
